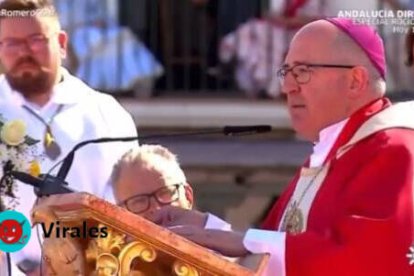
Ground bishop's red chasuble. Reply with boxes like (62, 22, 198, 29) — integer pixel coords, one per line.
(262, 98, 414, 275)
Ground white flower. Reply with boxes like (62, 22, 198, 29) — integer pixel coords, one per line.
(0, 115, 40, 210)
(1, 119, 27, 146)
(0, 143, 6, 159)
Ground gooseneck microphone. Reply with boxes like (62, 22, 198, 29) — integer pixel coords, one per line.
(56, 125, 271, 183)
(10, 125, 271, 196)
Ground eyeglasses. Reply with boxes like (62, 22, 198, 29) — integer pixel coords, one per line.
(276, 63, 356, 85)
(0, 33, 57, 53)
(119, 184, 184, 214)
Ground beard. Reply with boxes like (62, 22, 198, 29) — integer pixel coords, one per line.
(5, 56, 55, 97)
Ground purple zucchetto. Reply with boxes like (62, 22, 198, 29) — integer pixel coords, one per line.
(325, 17, 386, 79)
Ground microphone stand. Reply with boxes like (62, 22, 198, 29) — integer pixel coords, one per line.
(56, 125, 272, 182)
(10, 125, 272, 198)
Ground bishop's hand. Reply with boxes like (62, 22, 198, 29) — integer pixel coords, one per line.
(168, 225, 249, 257)
(144, 205, 208, 229)
(144, 206, 250, 257)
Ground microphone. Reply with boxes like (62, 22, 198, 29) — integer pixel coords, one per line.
(222, 125, 271, 135)
(9, 171, 43, 187)
(12, 125, 271, 196)
(56, 125, 271, 184)
(9, 171, 75, 197)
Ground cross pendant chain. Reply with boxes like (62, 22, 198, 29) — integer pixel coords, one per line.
(22, 104, 64, 160)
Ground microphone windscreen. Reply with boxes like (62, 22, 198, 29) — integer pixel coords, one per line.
(223, 125, 272, 135)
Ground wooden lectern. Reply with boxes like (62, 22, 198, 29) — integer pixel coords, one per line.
(31, 192, 269, 276)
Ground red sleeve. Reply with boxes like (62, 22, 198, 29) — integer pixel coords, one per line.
(286, 143, 414, 276)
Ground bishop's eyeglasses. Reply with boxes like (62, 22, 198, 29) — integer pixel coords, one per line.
(276, 63, 355, 85)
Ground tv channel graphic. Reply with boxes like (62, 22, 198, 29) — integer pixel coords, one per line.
(0, 210, 31, 252)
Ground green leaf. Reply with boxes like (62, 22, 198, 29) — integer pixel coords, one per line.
(25, 136, 40, 146)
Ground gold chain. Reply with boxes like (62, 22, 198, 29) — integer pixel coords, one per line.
(282, 166, 326, 234)
(295, 166, 325, 206)
(22, 104, 64, 160)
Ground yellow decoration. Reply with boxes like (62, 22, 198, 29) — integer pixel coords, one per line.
(0, 119, 26, 146)
(173, 260, 200, 276)
(44, 130, 54, 147)
(29, 160, 41, 177)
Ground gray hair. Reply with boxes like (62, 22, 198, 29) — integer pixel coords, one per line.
(111, 144, 187, 186)
(331, 30, 386, 96)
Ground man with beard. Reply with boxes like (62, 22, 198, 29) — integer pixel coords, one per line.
(0, 0, 137, 275)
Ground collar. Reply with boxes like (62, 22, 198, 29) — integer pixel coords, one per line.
(310, 119, 348, 167)
(51, 68, 91, 105)
(309, 97, 391, 167)
(336, 100, 414, 157)
(324, 97, 391, 163)
(0, 67, 91, 108)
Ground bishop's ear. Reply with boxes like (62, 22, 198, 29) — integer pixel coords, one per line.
(348, 66, 369, 97)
